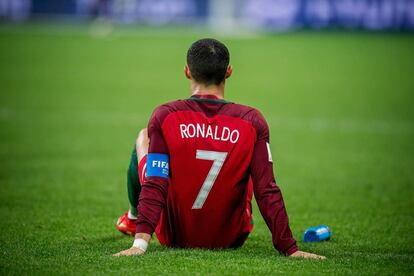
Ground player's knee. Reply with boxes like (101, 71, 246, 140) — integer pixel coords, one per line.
(136, 128, 149, 162)
(136, 128, 148, 148)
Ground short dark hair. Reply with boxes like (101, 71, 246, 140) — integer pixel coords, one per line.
(187, 38, 230, 85)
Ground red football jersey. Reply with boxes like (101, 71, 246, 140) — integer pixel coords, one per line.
(137, 94, 297, 255)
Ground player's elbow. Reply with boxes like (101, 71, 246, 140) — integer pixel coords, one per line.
(254, 183, 281, 202)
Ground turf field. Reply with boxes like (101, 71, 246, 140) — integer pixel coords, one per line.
(0, 24, 413, 275)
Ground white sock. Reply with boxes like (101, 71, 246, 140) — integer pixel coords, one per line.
(128, 209, 138, 220)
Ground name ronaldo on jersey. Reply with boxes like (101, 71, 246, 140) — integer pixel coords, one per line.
(179, 123, 240, 143)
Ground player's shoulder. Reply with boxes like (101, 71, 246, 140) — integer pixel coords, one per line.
(225, 102, 269, 137)
(226, 102, 267, 125)
(151, 98, 267, 128)
(150, 99, 188, 122)
(152, 99, 187, 114)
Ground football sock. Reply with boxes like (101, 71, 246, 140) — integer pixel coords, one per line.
(128, 209, 138, 220)
(127, 145, 141, 216)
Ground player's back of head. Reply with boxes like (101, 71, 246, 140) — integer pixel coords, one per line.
(187, 38, 230, 86)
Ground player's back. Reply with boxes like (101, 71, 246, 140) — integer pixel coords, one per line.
(153, 95, 261, 248)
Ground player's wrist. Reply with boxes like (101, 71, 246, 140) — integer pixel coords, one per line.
(132, 238, 148, 252)
(132, 233, 151, 252)
(134, 232, 151, 242)
(285, 244, 299, 256)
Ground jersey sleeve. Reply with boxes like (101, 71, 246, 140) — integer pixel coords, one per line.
(136, 105, 170, 235)
(248, 110, 298, 256)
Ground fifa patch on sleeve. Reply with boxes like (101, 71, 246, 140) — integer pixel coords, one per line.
(146, 153, 170, 179)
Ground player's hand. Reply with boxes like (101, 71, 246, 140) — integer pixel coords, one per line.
(289, 250, 326, 260)
(112, 247, 145, 257)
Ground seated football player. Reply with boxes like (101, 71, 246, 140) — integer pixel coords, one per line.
(114, 38, 325, 259)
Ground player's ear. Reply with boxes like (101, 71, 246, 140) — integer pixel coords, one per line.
(225, 65, 233, 79)
(184, 65, 192, 80)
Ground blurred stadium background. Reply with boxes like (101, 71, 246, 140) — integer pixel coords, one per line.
(2, 0, 414, 31)
(0, 0, 413, 275)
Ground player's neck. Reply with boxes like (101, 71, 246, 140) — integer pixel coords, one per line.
(190, 82, 225, 99)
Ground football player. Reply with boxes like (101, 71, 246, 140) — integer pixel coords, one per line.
(114, 38, 325, 259)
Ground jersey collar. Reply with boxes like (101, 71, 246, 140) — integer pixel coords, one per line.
(189, 94, 232, 104)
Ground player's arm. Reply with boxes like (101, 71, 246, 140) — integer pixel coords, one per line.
(113, 106, 170, 257)
(249, 110, 325, 260)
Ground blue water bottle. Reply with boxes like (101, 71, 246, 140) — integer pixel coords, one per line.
(303, 225, 331, 242)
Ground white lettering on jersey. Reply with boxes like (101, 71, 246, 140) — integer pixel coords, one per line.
(180, 124, 188, 138)
(179, 123, 240, 144)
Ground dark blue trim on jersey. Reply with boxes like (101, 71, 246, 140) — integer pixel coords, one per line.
(146, 153, 169, 179)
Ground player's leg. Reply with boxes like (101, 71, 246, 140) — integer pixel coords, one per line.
(128, 128, 149, 218)
(135, 128, 149, 164)
(125, 147, 140, 218)
(116, 129, 149, 236)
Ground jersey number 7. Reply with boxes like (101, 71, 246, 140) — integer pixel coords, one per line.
(192, 150, 228, 209)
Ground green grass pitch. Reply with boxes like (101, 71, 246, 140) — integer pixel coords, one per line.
(0, 24, 413, 275)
